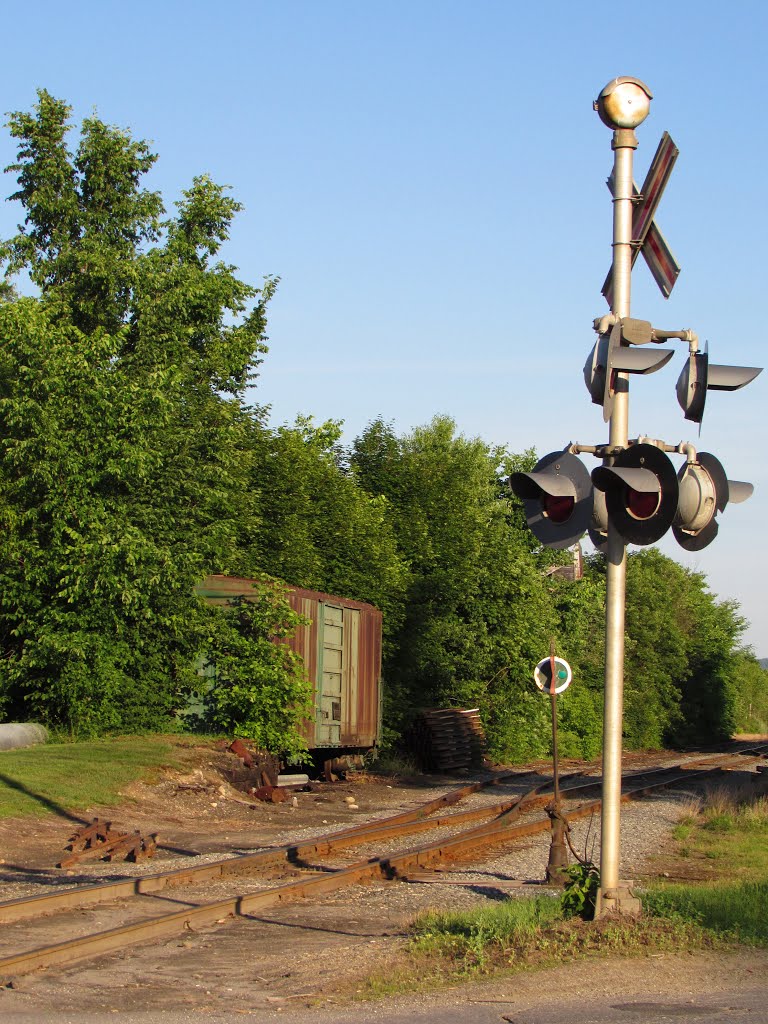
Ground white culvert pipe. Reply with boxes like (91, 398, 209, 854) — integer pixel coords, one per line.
(0, 724, 49, 751)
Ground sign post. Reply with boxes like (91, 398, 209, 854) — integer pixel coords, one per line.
(594, 77, 657, 918)
(534, 645, 572, 883)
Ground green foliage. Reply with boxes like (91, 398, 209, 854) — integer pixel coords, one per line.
(196, 581, 313, 759)
(560, 861, 600, 919)
(644, 882, 768, 945)
(0, 91, 273, 736)
(729, 652, 768, 734)
(668, 785, 768, 881)
(549, 567, 606, 759)
(410, 897, 563, 970)
(352, 416, 557, 759)
(245, 416, 409, 650)
(621, 550, 746, 748)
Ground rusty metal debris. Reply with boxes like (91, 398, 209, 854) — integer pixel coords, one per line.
(228, 738, 254, 768)
(58, 819, 158, 868)
(228, 740, 281, 788)
(252, 785, 287, 803)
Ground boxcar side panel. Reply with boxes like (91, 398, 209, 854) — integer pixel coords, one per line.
(197, 576, 382, 752)
(355, 606, 382, 747)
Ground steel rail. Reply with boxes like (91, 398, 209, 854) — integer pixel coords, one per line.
(0, 766, 545, 925)
(0, 748, 764, 980)
(389, 750, 768, 874)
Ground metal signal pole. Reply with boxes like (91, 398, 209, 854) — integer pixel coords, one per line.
(593, 79, 652, 918)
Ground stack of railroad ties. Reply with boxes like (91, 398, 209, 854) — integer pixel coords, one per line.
(58, 820, 157, 868)
(409, 707, 487, 772)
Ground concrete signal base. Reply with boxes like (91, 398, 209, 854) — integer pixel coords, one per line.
(594, 881, 642, 919)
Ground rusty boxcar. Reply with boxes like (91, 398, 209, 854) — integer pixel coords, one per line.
(196, 575, 383, 755)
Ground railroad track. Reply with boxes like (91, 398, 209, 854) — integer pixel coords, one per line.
(0, 745, 764, 981)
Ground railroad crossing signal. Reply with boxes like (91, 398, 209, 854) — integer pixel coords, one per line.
(583, 319, 674, 422)
(509, 451, 593, 549)
(603, 131, 681, 306)
(511, 442, 755, 553)
(591, 443, 679, 546)
(586, 76, 762, 921)
(583, 317, 762, 426)
(673, 452, 753, 551)
(676, 347, 762, 424)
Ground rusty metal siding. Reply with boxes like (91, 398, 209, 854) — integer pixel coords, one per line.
(343, 605, 381, 747)
(196, 576, 382, 750)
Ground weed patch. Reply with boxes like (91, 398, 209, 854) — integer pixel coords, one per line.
(352, 905, 725, 1001)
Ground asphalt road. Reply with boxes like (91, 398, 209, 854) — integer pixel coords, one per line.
(2, 989, 766, 1024)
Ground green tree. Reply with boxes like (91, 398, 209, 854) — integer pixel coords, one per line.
(621, 550, 746, 748)
(550, 563, 606, 759)
(244, 415, 409, 652)
(0, 91, 274, 735)
(352, 416, 557, 760)
(729, 652, 768, 734)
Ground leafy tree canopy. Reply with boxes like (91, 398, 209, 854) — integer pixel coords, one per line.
(0, 91, 275, 735)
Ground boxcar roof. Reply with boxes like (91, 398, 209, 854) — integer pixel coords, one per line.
(198, 575, 382, 617)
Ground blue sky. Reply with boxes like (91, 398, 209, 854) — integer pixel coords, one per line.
(1, 2, 766, 654)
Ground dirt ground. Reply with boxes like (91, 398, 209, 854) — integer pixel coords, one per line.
(0, 741, 464, 877)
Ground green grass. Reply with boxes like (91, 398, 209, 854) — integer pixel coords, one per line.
(352, 897, 719, 1001)
(640, 787, 768, 946)
(668, 791, 768, 880)
(644, 881, 768, 945)
(411, 895, 563, 969)
(0, 736, 184, 818)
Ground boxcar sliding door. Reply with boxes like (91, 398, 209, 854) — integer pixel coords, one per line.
(316, 603, 344, 746)
(316, 603, 364, 747)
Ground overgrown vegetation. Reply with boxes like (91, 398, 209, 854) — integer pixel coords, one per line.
(194, 584, 313, 760)
(644, 882, 768, 945)
(0, 89, 763, 757)
(356, 900, 722, 999)
(560, 861, 600, 919)
(665, 783, 768, 881)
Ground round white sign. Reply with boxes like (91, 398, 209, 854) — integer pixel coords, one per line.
(534, 656, 572, 695)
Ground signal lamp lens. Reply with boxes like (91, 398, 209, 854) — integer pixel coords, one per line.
(543, 494, 574, 523)
(626, 487, 659, 520)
